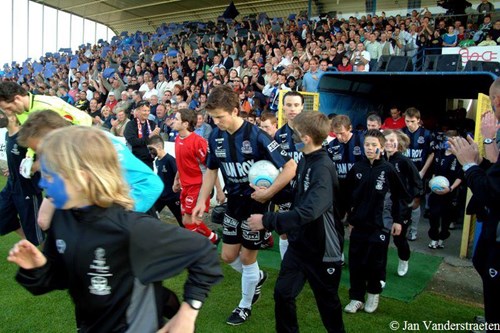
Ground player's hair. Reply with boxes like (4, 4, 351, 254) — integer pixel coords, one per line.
(283, 91, 304, 105)
(294, 112, 330, 145)
(365, 129, 386, 145)
(148, 134, 164, 148)
(0, 82, 28, 102)
(260, 111, 278, 125)
(206, 85, 239, 114)
(367, 113, 382, 125)
(177, 108, 196, 132)
(38, 126, 133, 210)
(331, 114, 352, 131)
(404, 107, 421, 120)
(18, 110, 70, 147)
(383, 129, 410, 152)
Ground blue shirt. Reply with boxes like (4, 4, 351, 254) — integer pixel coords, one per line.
(302, 69, 324, 92)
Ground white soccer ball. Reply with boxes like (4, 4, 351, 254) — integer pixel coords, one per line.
(248, 160, 280, 188)
(429, 176, 450, 193)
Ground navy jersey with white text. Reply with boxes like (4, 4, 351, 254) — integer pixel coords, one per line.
(274, 123, 303, 163)
(326, 131, 365, 180)
(207, 121, 291, 196)
(402, 127, 434, 171)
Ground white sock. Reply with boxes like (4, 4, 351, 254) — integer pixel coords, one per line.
(239, 262, 260, 309)
(410, 206, 421, 233)
(279, 238, 289, 259)
(229, 257, 243, 274)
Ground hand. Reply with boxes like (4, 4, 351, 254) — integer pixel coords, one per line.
(391, 223, 402, 236)
(480, 111, 500, 139)
(216, 190, 226, 205)
(418, 170, 425, 179)
(19, 157, 34, 179)
(7, 240, 47, 269)
(433, 187, 451, 195)
(191, 202, 206, 225)
(249, 183, 272, 203)
(449, 135, 480, 165)
(157, 303, 197, 333)
(247, 214, 265, 231)
(172, 180, 181, 193)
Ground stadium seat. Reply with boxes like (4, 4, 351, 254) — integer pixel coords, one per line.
(481, 61, 500, 75)
(436, 54, 462, 71)
(374, 55, 391, 72)
(386, 56, 413, 72)
(463, 60, 483, 72)
(422, 55, 439, 72)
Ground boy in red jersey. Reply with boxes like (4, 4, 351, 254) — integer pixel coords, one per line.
(172, 108, 224, 243)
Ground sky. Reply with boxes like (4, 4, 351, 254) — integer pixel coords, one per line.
(0, 0, 114, 67)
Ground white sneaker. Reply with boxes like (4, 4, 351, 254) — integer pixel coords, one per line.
(428, 240, 438, 249)
(344, 300, 364, 313)
(364, 293, 380, 313)
(408, 230, 417, 241)
(398, 260, 409, 277)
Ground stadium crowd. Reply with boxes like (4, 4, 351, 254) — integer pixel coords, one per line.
(0, 2, 499, 332)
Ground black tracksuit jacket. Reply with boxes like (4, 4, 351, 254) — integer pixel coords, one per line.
(346, 158, 410, 232)
(262, 148, 344, 263)
(15, 205, 223, 333)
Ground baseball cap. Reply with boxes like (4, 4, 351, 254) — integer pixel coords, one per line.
(108, 92, 115, 96)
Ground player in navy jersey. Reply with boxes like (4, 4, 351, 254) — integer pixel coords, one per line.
(402, 107, 434, 241)
(192, 85, 297, 326)
(0, 111, 44, 245)
(327, 115, 365, 218)
(273, 91, 305, 258)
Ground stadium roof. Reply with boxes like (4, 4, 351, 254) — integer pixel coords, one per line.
(33, 0, 319, 33)
(32, 0, 421, 34)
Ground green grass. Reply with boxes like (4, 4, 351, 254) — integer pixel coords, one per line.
(0, 175, 482, 332)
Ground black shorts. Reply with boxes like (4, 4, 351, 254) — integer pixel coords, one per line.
(0, 183, 44, 245)
(222, 195, 267, 250)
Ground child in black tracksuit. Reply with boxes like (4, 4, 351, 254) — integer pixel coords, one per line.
(247, 112, 345, 333)
(428, 132, 463, 249)
(383, 130, 423, 277)
(344, 130, 410, 314)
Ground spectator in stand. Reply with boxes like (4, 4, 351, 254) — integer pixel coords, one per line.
(110, 108, 130, 137)
(442, 26, 458, 47)
(105, 92, 118, 113)
(59, 86, 75, 105)
(302, 58, 323, 92)
(68, 80, 79, 100)
(194, 112, 212, 141)
(143, 81, 159, 101)
(74, 91, 90, 111)
(351, 42, 370, 72)
(477, 0, 495, 25)
(489, 20, 500, 44)
(338, 55, 353, 72)
(116, 91, 131, 114)
(365, 33, 381, 72)
(100, 72, 125, 97)
(382, 106, 406, 129)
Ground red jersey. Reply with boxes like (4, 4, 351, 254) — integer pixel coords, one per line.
(382, 116, 406, 130)
(175, 132, 207, 187)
